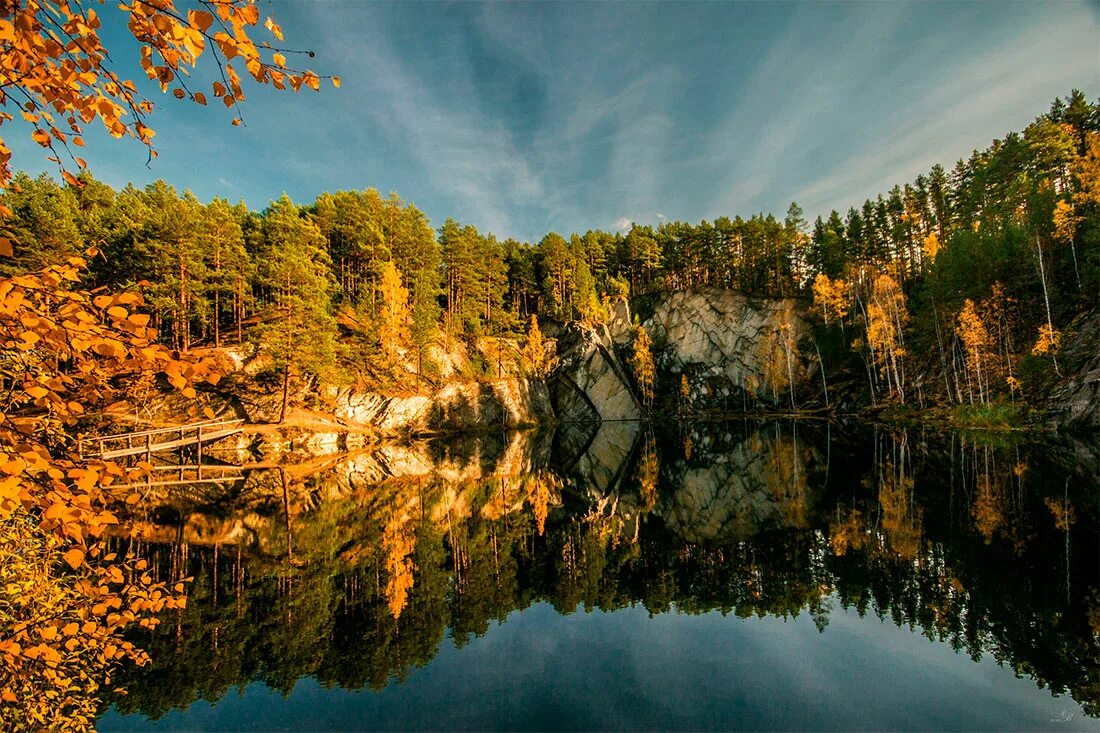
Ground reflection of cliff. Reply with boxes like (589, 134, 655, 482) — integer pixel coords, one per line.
(556, 419, 640, 496)
(656, 425, 819, 542)
(124, 430, 559, 565)
(110, 426, 1100, 723)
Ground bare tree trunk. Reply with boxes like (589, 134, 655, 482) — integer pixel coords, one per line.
(280, 365, 290, 424)
(1035, 232, 1061, 375)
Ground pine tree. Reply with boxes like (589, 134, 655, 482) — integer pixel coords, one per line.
(199, 198, 250, 346)
(132, 181, 204, 351)
(0, 172, 84, 275)
(252, 194, 338, 421)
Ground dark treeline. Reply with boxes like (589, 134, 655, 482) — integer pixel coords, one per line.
(4, 90, 1098, 402)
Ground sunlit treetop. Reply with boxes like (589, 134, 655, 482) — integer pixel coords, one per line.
(0, 0, 339, 255)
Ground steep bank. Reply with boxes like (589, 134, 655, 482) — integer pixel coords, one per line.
(551, 289, 822, 420)
(1046, 309, 1100, 431)
(94, 289, 1098, 452)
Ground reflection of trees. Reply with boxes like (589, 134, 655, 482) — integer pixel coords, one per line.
(109, 425, 1100, 720)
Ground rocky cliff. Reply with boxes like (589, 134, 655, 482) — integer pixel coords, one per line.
(549, 289, 820, 420)
(327, 378, 552, 434)
(550, 322, 642, 423)
(105, 289, 822, 452)
(640, 289, 820, 409)
(1046, 309, 1100, 431)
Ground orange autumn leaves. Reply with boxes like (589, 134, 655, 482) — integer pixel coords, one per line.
(0, 257, 219, 730)
(0, 2, 335, 726)
(0, 256, 221, 529)
(0, 0, 338, 219)
(0, 525, 187, 731)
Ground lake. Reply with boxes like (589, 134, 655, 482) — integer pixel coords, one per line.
(97, 421, 1100, 731)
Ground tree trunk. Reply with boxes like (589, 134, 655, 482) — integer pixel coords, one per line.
(1035, 232, 1061, 375)
(280, 365, 290, 424)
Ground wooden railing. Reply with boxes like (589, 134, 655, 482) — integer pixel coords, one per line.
(77, 419, 245, 460)
(118, 463, 247, 489)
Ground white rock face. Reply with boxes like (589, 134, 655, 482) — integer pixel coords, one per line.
(329, 378, 552, 435)
(642, 288, 818, 406)
(551, 322, 642, 423)
(549, 289, 818, 419)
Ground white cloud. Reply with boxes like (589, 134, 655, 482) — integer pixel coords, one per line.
(790, 7, 1100, 220)
(267, 2, 1100, 241)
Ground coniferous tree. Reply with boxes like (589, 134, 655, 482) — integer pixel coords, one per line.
(198, 198, 250, 346)
(0, 171, 83, 275)
(252, 194, 338, 421)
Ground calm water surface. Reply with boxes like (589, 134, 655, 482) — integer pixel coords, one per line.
(97, 421, 1100, 731)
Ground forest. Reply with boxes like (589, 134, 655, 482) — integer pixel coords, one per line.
(0, 1, 1097, 730)
(3, 89, 1097, 411)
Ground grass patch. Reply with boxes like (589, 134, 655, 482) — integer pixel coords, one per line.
(951, 402, 1029, 430)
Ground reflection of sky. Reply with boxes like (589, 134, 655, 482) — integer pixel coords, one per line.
(99, 599, 1092, 731)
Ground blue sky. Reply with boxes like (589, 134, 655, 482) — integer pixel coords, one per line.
(10, 1, 1100, 241)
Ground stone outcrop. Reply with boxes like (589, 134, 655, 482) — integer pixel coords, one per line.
(115, 288, 821, 454)
(329, 378, 552, 435)
(550, 322, 641, 422)
(547, 289, 819, 420)
(641, 288, 820, 408)
(1047, 309, 1100, 431)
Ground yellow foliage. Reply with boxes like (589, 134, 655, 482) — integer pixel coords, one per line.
(864, 273, 908, 401)
(764, 434, 809, 527)
(528, 475, 553, 536)
(0, 510, 185, 732)
(521, 315, 552, 377)
(878, 457, 922, 560)
(829, 508, 867, 556)
(922, 231, 941, 262)
(635, 437, 659, 513)
(382, 510, 416, 620)
(1074, 132, 1100, 208)
(0, 0, 332, 195)
(1031, 325, 1062, 356)
(811, 273, 849, 324)
(956, 298, 994, 400)
(377, 260, 410, 366)
(1052, 200, 1081, 244)
(629, 325, 655, 405)
(1045, 496, 1076, 532)
(972, 475, 1006, 544)
(0, 261, 215, 729)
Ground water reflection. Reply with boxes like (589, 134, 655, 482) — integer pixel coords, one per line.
(102, 422, 1100, 726)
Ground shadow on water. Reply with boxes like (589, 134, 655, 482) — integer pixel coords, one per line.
(99, 420, 1100, 728)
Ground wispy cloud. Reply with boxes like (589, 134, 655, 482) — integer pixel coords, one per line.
(790, 10, 1100, 219)
(60, 1, 1095, 243)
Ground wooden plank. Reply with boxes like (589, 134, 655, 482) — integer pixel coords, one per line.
(147, 464, 242, 472)
(115, 476, 244, 489)
(94, 426, 244, 460)
(92, 419, 244, 445)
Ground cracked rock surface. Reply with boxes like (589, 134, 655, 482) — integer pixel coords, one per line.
(1047, 309, 1100, 431)
(642, 288, 819, 407)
